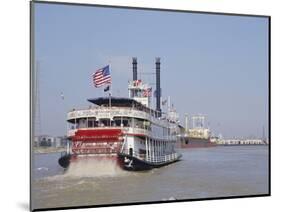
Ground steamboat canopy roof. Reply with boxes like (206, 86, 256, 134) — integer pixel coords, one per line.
(87, 97, 158, 116)
(88, 97, 140, 107)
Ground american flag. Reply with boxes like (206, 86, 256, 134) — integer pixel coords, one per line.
(143, 87, 152, 97)
(92, 65, 111, 87)
(133, 79, 142, 86)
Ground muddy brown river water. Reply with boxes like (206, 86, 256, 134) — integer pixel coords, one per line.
(31, 146, 269, 210)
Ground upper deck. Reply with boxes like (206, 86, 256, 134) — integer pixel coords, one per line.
(67, 106, 173, 128)
(66, 97, 181, 140)
(67, 97, 166, 126)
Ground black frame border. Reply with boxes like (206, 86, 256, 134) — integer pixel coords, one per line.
(30, 1, 271, 211)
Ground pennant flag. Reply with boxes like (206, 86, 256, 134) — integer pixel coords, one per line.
(60, 92, 64, 100)
(104, 85, 110, 92)
(92, 65, 111, 88)
(162, 99, 167, 106)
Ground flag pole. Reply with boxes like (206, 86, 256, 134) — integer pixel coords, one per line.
(109, 62, 112, 127)
(109, 61, 112, 108)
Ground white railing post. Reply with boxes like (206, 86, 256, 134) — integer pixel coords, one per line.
(145, 136, 148, 161)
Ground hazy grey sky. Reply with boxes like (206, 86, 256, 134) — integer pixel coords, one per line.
(34, 3, 269, 138)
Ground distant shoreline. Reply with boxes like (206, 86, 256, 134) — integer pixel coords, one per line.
(33, 147, 66, 154)
(211, 144, 268, 147)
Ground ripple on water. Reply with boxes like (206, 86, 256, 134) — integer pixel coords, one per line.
(32, 146, 269, 209)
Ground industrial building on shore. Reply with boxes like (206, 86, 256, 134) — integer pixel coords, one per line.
(216, 138, 268, 145)
(33, 135, 68, 148)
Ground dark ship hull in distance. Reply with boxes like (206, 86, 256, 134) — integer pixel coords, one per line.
(181, 137, 216, 148)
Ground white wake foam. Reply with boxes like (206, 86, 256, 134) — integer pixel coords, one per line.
(64, 157, 126, 178)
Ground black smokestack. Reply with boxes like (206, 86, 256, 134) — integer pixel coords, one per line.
(155, 57, 161, 117)
(132, 57, 137, 81)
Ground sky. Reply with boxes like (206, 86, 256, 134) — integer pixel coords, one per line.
(34, 2, 269, 138)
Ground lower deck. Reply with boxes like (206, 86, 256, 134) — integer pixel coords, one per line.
(118, 152, 182, 171)
(63, 128, 181, 170)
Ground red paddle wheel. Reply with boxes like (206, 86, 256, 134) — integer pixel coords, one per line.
(71, 129, 124, 155)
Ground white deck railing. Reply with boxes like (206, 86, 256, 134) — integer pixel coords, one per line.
(121, 148, 180, 164)
(67, 107, 150, 121)
(146, 153, 180, 164)
(67, 107, 173, 129)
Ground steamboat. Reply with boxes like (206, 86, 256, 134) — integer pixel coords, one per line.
(59, 58, 182, 171)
